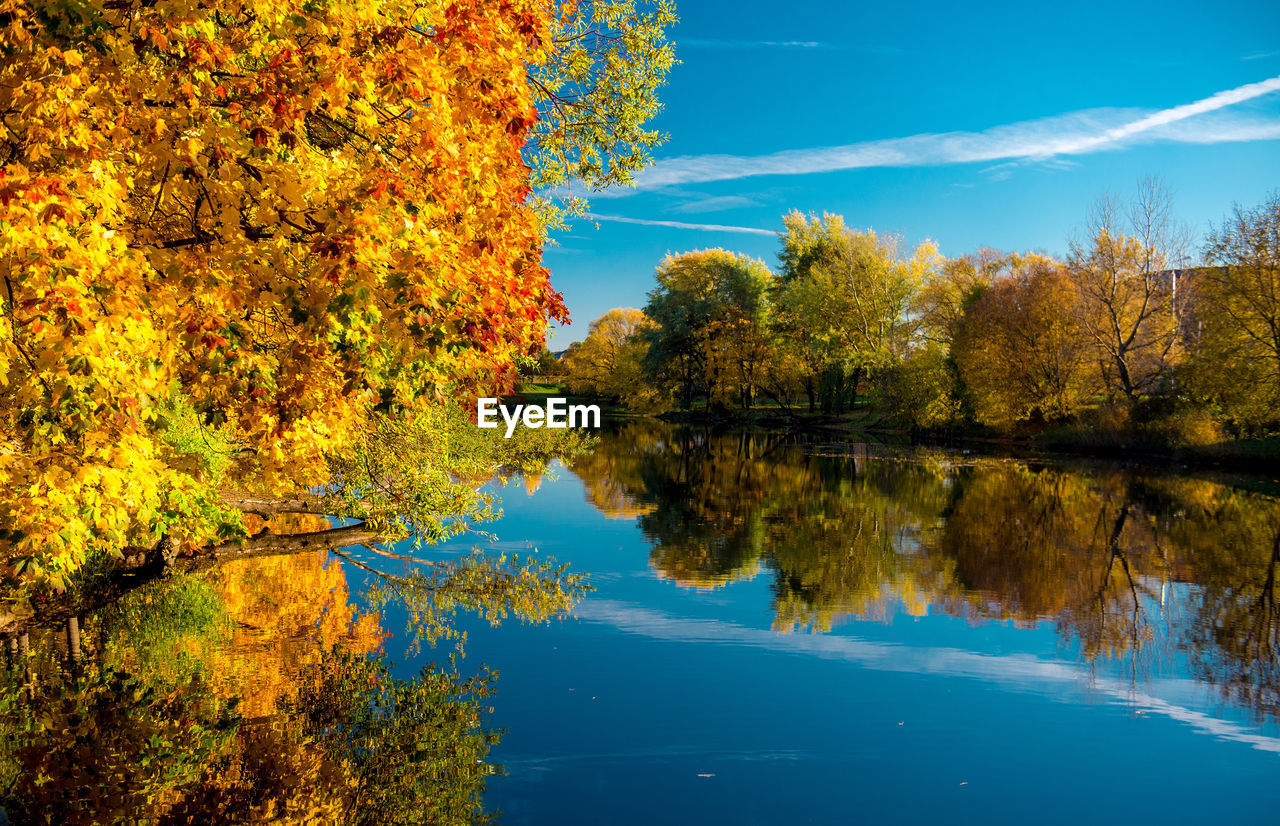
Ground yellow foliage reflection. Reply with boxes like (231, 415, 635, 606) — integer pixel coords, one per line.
(571, 422, 1280, 717)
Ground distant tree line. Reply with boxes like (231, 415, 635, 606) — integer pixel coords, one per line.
(555, 181, 1280, 441)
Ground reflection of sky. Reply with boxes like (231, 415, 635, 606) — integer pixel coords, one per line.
(344, 458, 1280, 824)
(576, 599, 1280, 755)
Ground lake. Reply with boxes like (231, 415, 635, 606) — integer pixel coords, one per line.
(4, 421, 1280, 823)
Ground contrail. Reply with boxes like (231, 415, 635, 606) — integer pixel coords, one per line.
(585, 212, 777, 236)
(600, 74, 1280, 193)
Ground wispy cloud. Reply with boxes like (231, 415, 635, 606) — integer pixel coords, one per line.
(679, 38, 829, 49)
(599, 74, 1280, 193)
(585, 212, 777, 236)
(1243, 50, 1279, 61)
(1042, 74, 1280, 154)
(670, 194, 763, 214)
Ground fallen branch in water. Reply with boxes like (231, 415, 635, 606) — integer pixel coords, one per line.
(3, 520, 392, 636)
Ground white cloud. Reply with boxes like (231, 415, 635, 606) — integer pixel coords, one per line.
(597, 74, 1280, 194)
(585, 212, 777, 236)
(670, 194, 763, 214)
(679, 38, 828, 49)
(1037, 74, 1280, 156)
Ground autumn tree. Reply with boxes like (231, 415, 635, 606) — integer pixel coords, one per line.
(891, 249, 1018, 428)
(880, 344, 962, 429)
(642, 250, 774, 410)
(0, 0, 670, 591)
(1187, 192, 1280, 429)
(775, 212, 940, 412)
(1068, 179, 1189, 405)
(529, 0, 677, 209)
(774, 212, 849, 410)
(954, 257, 1096, 429)
(916, 248, 1012, 348)
(562, 307, 659, 406)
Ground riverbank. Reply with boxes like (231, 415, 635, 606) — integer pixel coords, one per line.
(516, 382, 1280, 474)
(638, 405, 1280, 476)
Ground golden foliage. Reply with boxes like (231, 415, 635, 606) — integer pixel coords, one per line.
(0, 0, 569, 586)
(206, 551, 386, 716)
(954, 259, 1097, 428)
(562, 307, 660, 406)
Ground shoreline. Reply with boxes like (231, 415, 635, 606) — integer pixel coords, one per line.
(635, 408, 1280, 480)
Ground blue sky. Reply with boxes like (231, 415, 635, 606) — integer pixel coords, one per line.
(541, 0, 1280, 348)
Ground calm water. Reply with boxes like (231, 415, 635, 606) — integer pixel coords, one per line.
(5, 421, 1280, 823)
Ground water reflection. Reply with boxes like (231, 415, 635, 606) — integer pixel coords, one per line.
(569, 422, 1280, 720)
(0, 543, 500, 824)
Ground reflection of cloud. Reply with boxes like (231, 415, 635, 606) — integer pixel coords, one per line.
(588, 75, 1280, 194)
(575, 599, 1280, 755)
(585, 212, 777, 236)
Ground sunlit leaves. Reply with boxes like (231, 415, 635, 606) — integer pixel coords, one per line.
(1, 0, 574, 586)
(954, 260, 1097, 428)
(562, 307, 663, 407)
(642, 249, 774, 409)
(321, 403, 593, 547)
(1188, 193, 1280, 429)
(529, 0, 677, 225)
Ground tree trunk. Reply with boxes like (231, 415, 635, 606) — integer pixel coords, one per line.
(201, 523, 387, 561)
(1114, 348, 1136, 401)
(850, 366, 864, 411)
(66, 616, 80, 661)
(4, 523, 390, 638)
(219, 491, 326, 516)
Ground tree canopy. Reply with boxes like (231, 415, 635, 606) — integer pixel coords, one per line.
(1190, 193, 1280, 425)
(602, 188, 1280, 443)
(0, 0, 673, 590)
(642, 249, 774, 410)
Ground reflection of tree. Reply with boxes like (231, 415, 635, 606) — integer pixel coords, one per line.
(574, 426, 787, 587)
(1, 639, 239, 824)
(766, 460, 955, 631)
(288, 649, 498, 825)
(1067, 502, 1157, 665)
(570, 421, 1280, 719)
(938, 469, 1162, 663)
(1186, 532, 1280, 717)
(568, 420, 665, 521)
(1154, 480, 1280, 718)
(571, 424, 957, 621)
(203, 549, 386, 716)
(2, 523, 579, 822)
